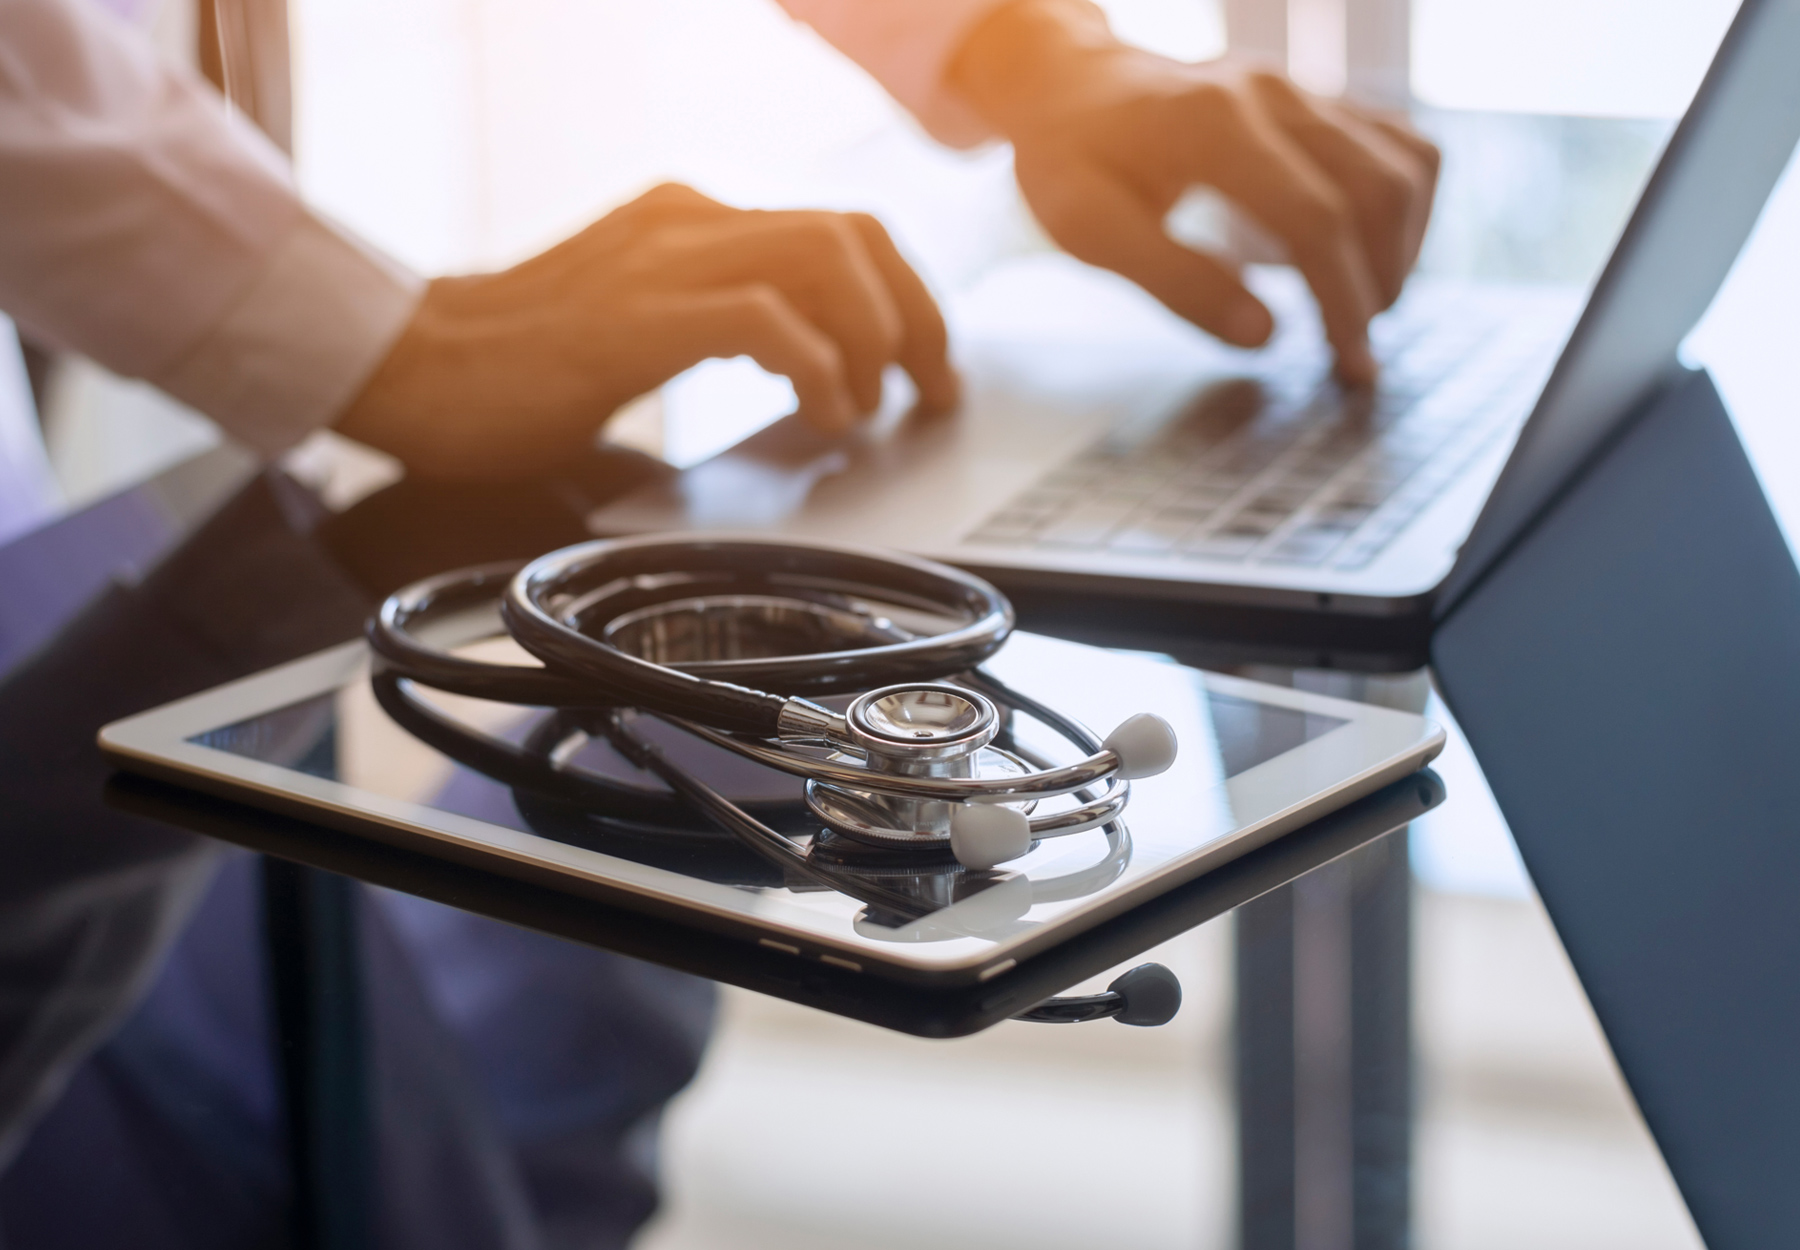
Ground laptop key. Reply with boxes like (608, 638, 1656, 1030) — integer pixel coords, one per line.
(1332, 539, 1386, 571)
(1037, 500, 1140, 548)
(1247, 482, 1320, 512)
(1110, 513, 1199, 554)
(1312, 502, 1374, 529)
(967, 517, 1043, 545)
(1182, 533, 1260, 561)
(1097, 474, 1170, 501)
(1264, 527, 1352, 566)
(1218, 509, 1287, 538)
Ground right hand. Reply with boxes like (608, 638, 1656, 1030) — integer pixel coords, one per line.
(949, 0, 1440, 384)
(337, 184, 957, 481)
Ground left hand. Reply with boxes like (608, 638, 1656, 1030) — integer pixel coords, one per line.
(949, 0, 1440, 385)
(336, 184, 957, 480)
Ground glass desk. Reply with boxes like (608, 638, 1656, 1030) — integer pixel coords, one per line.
(0, 446, 1694, 1250)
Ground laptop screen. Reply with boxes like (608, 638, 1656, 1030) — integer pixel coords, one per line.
(1437, 0, 1800, 613)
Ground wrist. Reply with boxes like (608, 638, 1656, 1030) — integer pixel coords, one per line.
(336, 272, 612, 481)
(334, 279, 487, 472)
(947, 0, 1132, 140)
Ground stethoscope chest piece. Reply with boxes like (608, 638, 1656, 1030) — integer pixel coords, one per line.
(844, 684, 999, 767)
(805, 683, 1038, 860)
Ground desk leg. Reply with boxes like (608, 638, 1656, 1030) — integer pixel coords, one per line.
(1237, 879, 1300, 1250)
(262, 858, 373, 1250)
(1234, 668, 1422, 1250)
(1350, 830, 1413, 1249)
(1236, 831, 1412, 1250)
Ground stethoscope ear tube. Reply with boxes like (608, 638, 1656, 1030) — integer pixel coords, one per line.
(501, 586, 794, 736)
(369, 536, 1016, 736)
(368, 562, 605, 707)
(501, 536, 1014, 735)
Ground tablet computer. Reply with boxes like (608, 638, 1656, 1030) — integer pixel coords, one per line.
(99, 631, 1442, 987)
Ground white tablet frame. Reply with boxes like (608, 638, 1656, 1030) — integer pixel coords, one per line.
(100, 640, 1442, 986)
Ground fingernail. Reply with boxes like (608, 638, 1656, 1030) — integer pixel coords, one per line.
(921, 369, 961, 414)
(855, 380, 883, 418)
(834, 392, 861, 430)
(801, 395, 854, 436)
(1228, 300, 1273, 347)
(1338, 342, 1379, 387)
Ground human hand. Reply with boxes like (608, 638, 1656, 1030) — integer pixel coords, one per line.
(949, 0, 1439, 384)
(336, 184, 957, 480)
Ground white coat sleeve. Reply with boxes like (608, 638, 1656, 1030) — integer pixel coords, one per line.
(0, 0, 422, 459)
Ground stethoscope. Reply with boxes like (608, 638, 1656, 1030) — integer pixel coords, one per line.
(367, 534, 1183, 1025)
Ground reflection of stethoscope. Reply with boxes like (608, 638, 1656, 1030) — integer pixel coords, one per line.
(368, 535, 1183, 1025)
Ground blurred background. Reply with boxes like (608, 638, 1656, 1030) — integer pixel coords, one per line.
(31, 0, 1800, 1245)
(39, 0, 1756, 495)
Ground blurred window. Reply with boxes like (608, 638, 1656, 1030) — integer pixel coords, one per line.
(289, 0, 1224, 280)
(1412, 0, 1741, 118)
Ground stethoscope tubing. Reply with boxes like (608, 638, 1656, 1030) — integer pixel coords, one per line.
(601, 709, 1013, 920)
(371, 563, 602, 707)
(374, 666, 1131, 903)
(365, 537, 1176, 1024)
(498, 535, 1014, 735)
(367, 536, 1165, 862)
(607, 707, 1133, 915)
(369, 538, 1015, 723)
(668, 714, 1125, 808)
(370, 671, 810, 832)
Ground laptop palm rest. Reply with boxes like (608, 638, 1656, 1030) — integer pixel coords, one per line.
(1432, 368, 1800, 1247)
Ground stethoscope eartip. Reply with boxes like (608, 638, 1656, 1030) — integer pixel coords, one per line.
(1108, 962, 1183, 1027)
(1011, 961, 1183, 1026)
(1102, 713, 1179, 780)
(949, 802, 1032, 870)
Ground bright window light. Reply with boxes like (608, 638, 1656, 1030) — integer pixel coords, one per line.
(1412, 0, 1741, 118)
(1096, 0, 1227, 61)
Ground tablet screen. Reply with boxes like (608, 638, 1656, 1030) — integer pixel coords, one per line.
(192, 685, 1345, 844)
(106, 630, 1433, 974)
(186, 632, 1348, 929)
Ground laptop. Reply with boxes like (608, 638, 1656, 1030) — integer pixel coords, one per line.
(591, 0, 1800, 658)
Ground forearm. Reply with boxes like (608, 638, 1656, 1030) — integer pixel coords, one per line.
(945, 0, 1127, 139)
(159, 213, 423, 459)
(0, 0, 420, 459)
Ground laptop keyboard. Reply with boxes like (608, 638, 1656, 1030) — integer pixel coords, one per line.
(963, 302, 1566, 572)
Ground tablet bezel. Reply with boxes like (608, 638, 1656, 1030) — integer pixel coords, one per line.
(99, 639, 1442, 985)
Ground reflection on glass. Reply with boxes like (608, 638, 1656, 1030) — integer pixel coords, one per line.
(191, 664, 1345, 941)
(1204, 693, 1345, 779)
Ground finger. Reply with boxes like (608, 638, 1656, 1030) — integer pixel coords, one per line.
(1295, 108, 1426, 306)
(845, 213, 960, 413)
(1252, 77, 1433, 304)
(1189, 91, 1382, 383)
(1339, 101, 1443, 173)
(617, 182, 733, 225)
(1330, 102, 1444, 271)
(1020, 153, 1276, 348)
(639, 284, 859, 434)
(1357, 112, 1442, 269)
(535, 183, 736, 283)
(653, 212, 905, 416)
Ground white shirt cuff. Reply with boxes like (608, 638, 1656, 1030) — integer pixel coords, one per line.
(153, 212, 425, 460)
